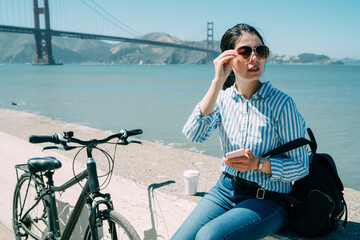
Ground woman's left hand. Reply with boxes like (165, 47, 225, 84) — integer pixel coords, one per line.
(224, 149, 259, 172)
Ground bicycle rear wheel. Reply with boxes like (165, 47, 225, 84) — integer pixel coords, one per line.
(84, 209, 140, 240)
(13, 172, 51, 240)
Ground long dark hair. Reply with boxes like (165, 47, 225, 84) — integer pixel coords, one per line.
(220, 24, 265, 90)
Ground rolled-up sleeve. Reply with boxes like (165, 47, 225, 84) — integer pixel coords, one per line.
(269, 98, 309, 182)
(182, 103, 221, 143)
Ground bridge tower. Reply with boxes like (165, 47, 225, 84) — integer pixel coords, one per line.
(33, 0, 56, 64)
(206, 22, 214, 64)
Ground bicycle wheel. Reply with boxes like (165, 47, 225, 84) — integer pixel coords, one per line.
(13, 172, 51, 240)
(84, 209, 140, 240)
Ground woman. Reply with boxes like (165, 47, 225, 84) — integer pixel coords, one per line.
(172, 24, 309, 239)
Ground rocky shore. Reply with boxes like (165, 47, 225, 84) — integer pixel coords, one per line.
(0, 107, 358, 239)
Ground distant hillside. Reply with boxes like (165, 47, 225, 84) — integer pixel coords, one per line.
(0, 32, 216, 64)
(268, 52, 343, 65)
(0, 32, 347, 65)
(340, 58, 360, 65)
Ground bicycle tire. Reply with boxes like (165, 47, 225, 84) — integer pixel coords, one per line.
(84, 209, 140, 240)
(13, 172, 52, 240)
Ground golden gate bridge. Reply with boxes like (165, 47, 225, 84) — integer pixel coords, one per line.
(0, 0, 219, 65)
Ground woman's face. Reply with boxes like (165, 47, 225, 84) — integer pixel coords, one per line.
(231, 32, 266, 83)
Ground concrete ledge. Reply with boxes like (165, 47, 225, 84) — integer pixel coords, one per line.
(0, 107, 359, 239)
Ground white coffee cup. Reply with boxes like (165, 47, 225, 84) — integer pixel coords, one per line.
(183, 170, 200, 195)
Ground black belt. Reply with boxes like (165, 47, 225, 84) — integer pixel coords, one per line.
(223, 172, 296, 203)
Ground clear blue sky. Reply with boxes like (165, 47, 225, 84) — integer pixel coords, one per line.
(1, 0, 359, 59)
(78, 0, 360, 59)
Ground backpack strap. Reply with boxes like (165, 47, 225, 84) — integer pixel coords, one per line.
(262, 137, 313, 158)
(262, 128, 316, 158)
(342, 195, 348, 229)
(306, 128, 317, 153)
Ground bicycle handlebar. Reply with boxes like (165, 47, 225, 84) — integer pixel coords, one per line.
(29, 134, 60, 144)
(29, 129, 143, 146)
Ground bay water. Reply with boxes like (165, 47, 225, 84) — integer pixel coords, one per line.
(1, 64, 359, 190)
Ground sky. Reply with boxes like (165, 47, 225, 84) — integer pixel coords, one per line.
(1, 0, 359, 59)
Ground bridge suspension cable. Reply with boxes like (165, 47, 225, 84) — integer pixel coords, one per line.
(0, 0, 31, 27)
(88, 0, 143, 37)
(79, 0, 142, 37)
(184, 23, 207, 42)
(45, 0, 142, 38)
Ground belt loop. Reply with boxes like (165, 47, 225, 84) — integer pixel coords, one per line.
(221, 172, 227, 180)
(256, 188, 265, 200)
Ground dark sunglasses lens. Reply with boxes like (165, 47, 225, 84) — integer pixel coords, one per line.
(256, 46, 270, 59)
(237, 47, 252, 58)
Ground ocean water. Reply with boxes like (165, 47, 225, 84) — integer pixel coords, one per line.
(1, 64, 359, 190)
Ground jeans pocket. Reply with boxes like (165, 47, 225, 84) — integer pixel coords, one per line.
(218, 173, 235, 191)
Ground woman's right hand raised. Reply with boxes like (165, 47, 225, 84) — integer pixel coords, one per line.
(199, 50, 239, 117)
(213, 50, 238, 85)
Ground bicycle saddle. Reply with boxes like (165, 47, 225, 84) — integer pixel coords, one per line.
(27, 156, 62, 174)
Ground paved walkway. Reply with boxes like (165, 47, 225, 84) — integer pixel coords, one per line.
(0, 222, 13, 240)
(1, 108, 359, 239)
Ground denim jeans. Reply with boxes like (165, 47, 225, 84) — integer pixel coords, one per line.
(171, 172, 288, 240)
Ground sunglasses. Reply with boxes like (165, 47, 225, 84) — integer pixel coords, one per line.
(236, 45, 270, 60)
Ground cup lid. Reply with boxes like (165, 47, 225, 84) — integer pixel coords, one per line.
(183, 170, 200, 178)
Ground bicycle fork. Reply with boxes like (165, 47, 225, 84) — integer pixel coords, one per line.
(85, 145, 115, 240)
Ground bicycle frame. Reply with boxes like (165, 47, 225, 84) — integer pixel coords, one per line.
(54, 170, 90, 240)
(16, 161, 114, 240)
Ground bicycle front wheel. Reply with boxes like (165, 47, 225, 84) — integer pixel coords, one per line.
(13, 172, 51, 240)
(84, 209, 140, 240)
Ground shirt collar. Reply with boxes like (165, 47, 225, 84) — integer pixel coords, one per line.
(229, 81, 273, 101)
(257, 81, 273, 99)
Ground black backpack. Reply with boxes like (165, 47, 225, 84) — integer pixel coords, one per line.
(263, 128, 348, 237)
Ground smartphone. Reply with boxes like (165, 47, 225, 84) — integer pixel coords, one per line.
(226, 149, 245, 159)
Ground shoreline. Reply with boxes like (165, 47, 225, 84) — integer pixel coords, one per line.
(0, 107, 359, 239)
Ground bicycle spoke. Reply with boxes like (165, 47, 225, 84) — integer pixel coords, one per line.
(85, 210, 140, 240)
(13, 173, 51, 240)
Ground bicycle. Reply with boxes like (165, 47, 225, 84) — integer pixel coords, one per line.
(12, 129, 143, 240)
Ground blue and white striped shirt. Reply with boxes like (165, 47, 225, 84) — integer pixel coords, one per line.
(182, 82, 309, 193)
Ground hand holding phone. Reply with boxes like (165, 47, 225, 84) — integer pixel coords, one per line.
(226, 149, 245, 159)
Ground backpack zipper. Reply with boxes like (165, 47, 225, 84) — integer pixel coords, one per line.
(310, 190, 335, 217)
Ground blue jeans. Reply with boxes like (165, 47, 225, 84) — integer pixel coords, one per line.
(171, 173, 288, 240)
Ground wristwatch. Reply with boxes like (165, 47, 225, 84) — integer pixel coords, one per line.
(257, 157, 263, 172)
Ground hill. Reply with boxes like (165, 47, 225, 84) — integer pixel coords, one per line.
(0, 32, 213, 64)
(268, 52, 343, 65)
(0, 32, 346, 65)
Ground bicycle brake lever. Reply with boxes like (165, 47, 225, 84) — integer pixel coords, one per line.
(42, 146, 65, 151)
(115, 140, 142, 145)
(128, 140, 142, 144)
(63, 146, 77, 151)
(42, 145, 77, 151)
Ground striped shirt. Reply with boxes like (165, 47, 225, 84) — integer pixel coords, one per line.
(182, 81, 309, 193)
